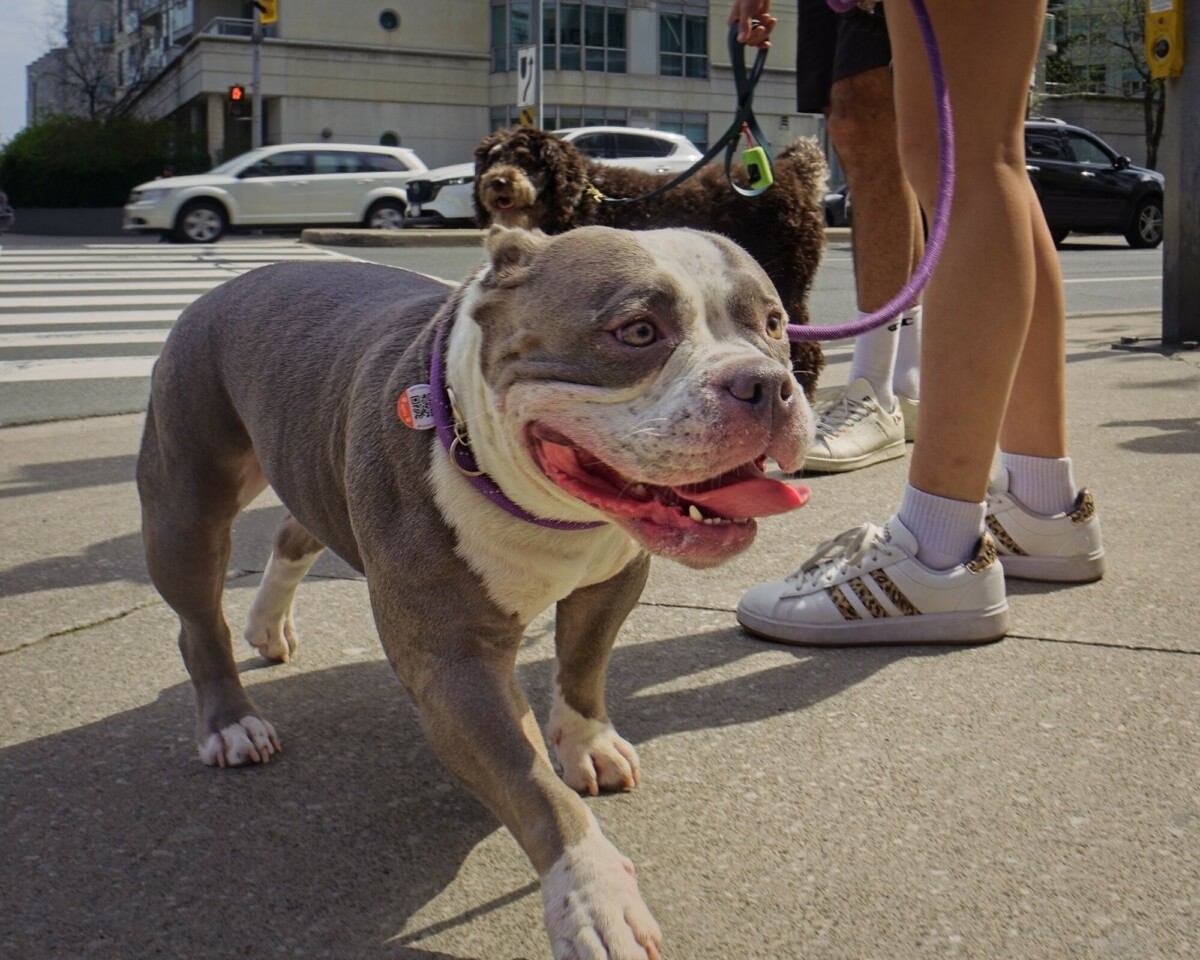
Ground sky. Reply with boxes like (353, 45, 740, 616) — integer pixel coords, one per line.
(2, 0, 65, 146)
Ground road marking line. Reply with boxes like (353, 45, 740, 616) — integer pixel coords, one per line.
(0, 355, 157, 383)
(1062, 275, 1160, 284)
(1, 295, 200, 308)
(0, 311, 179, 326)
(0, 330, 170, 348)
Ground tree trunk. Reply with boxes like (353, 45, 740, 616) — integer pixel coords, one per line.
(1144, 80, 1166, 170)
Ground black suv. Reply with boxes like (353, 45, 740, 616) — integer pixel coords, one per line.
(1025, 119, 1164, 248)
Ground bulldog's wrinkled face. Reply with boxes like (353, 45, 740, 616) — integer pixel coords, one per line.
(470, 226, 813, 568)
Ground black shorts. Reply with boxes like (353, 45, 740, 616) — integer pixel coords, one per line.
(796, 0, 892, 113)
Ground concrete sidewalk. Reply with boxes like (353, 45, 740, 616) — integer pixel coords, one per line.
(1, 309, 1197, 960)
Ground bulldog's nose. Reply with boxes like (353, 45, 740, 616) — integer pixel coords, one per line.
(727, 368, 794, 409)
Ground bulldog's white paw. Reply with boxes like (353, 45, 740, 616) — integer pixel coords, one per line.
(198, 716, 280, 767)
(542, 816, 662, 960)
(243, 550, 317, 662)
(243, 609, 298, 662)
(549, 700, 639, 796)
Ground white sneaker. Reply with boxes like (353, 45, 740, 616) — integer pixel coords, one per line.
(985, 468, 1105, 583)
(737, 515, 1009, 646)
(897, 393, 919, 442)
(803, 378, 905, 473)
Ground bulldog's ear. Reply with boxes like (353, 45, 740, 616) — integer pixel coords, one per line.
(483, 226, 549, 287)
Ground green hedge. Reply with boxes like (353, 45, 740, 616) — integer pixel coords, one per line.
(0, 115, 211, 208)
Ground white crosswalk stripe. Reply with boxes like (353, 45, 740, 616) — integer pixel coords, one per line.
(0, 240, 354, 412)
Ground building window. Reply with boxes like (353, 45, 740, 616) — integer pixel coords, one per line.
(380, 131, 399, 146)
(659, 3, 707, 79)
(657, 110, 708, 151)
(491, 1, 626, 74)
(379, 10, 399, 31)
(490, 104, 628, 131)
(1072, 62, 1107, 94)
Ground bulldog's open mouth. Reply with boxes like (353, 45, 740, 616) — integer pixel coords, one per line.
(527, 424, 809, 564)
(493, 195, 515, 210)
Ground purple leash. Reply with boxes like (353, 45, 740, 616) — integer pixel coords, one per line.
(429, 317, 606, 531)
(788, 0, 954, 343)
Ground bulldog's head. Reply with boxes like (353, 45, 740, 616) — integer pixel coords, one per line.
(463, 225, 813, 568)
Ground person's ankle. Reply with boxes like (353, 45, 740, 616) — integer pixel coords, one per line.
(898, 484, 986, 570)
(999, 451, 1076, 515)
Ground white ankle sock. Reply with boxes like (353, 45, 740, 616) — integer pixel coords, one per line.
(892, 305, 921, 400)
(848, 310, 899, 411)
(898, 483, 986, 570)
(1000, 452, 1077, 516)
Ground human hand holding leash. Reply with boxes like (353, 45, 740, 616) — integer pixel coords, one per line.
(727, 0, 777, 47)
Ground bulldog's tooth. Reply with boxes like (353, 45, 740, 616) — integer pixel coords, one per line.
(688, 505, 704, 523)
(633, 483, 648, 498)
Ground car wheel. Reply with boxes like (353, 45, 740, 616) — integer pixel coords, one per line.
(1125, 195, 1164, 249)
(173, 200, 227, 243)
(366, 199, 406, 230)
(1049, 227, 1069, 248)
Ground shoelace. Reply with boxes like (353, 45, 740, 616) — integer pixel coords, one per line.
(789, 522, 888, 590)
(814, 393, 877, 439)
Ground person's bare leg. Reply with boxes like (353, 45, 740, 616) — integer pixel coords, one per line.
(999, 181, 1068, 459)
(808, 65, 922, 473)
(887, 0, 1051, 504)
(829, 67, 922, 318)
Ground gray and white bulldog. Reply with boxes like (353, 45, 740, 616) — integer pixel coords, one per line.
(137, 225, 813, 959)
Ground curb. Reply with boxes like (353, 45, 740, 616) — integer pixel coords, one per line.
(300, 228, 487, 247)
(302, 226, 855, 248)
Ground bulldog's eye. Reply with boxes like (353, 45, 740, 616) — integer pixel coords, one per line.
(765, 310, 786, 340)
(615, 318, 659, 347)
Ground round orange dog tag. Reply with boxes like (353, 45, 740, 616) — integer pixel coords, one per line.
(397, 384, 434, 430)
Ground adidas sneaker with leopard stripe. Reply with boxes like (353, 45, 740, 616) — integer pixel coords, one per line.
(985, 468, 1104, 583)
(737, 516, 1009, 647)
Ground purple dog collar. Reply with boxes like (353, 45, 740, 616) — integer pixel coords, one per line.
(428, 317, 606, 532)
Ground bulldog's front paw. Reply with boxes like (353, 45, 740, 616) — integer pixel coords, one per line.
(542, 817, 662, 960)
(198, 716, 280, 767)
(549, 700, 639, 796)
(243, 608, 299, 662)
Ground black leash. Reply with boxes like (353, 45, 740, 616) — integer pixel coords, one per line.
(595, 23, 775, 206)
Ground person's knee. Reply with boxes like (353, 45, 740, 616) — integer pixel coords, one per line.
(896, 128, 938, 206)
(828, 69, 900, 176)
(900, 132, 1027, 210)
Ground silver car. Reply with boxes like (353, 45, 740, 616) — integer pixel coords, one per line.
(123, 143, 428, 243)
(406, 126, 704, 226)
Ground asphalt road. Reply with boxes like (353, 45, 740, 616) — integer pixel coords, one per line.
(0, 231, 1166, 427)
(329, 233, 1165, 331)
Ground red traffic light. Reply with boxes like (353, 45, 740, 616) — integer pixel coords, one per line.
(229, 85, 246, 102)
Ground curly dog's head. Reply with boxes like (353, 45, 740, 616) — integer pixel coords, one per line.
(473, 127, 591, 232)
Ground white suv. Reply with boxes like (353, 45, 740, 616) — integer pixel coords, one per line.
(124, 143, 428, 243)
(406, 126, 704, 226)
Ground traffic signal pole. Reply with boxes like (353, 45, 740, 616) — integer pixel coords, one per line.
(1160, 1, 1198, 344)
(251, 6, 263, 148)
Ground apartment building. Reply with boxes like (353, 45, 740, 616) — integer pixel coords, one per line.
(36, 0, 818, 169)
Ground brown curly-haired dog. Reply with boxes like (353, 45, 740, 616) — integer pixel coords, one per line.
(473, 126, 828, 396)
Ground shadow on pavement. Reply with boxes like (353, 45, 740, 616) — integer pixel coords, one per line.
(0, 621, 939, 959)
(0, 454, 139, 500)
(0, 503, 357, 600)
(1100, 416, 1200, 455)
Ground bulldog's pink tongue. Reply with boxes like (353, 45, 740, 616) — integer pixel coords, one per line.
(676, 476, 810, 519)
